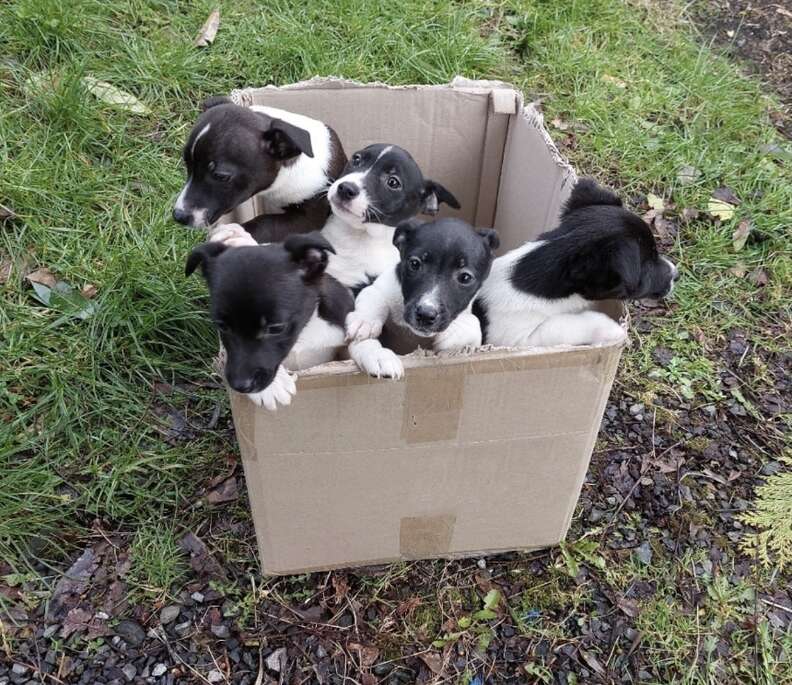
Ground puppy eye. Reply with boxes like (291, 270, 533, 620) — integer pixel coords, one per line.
(386, 176, 401, 190)
(408, 257, 421, 272)
(457, 271, 474, 285)
(266, 323, 287, 335)
(211, 169, 232, 183)
(351, 154, 362, 166)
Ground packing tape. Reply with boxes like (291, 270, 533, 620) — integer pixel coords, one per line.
(399, 514, 456, 558)
(401, 366, 464, 444)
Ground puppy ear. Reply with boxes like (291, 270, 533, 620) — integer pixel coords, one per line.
(393, 218, 422, 250)
(283, 232, 335, 282)
(201, 96, 232, 111)
(609, 239, 641, 295)
(421, 180, 461, 215)
(562, 177, 622, 217)
(262, 119, 314, 160)
(185, 242, 228, 278)
(477, 228, 500, 251)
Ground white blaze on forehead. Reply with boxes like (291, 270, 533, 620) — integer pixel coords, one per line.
(374, 145, 393, 163)
(190, 122, 211, 159)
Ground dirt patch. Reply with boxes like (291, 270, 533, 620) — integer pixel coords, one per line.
(693, 0, 792, 136)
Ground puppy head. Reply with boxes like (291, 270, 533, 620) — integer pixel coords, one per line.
(393, 218, 498, 336)
(185, 233, 333, 394)
(326, 144, 459, 231)
(173, 97, 314, 229)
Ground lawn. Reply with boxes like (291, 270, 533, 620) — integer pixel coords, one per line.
(0, 0, 789, 683)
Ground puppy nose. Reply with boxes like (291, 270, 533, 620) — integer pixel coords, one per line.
(416, 303, 439, 325)
(336, 182, 359, 201)
(172, 206, 191, 225)
(229, 377, 257, 394)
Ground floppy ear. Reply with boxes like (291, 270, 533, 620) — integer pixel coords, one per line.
(262, 119, 314, 160)
(201, 96, 232, 111)
(421, 180, 461, 215)
(477, 228, 500, 252)
(393, 218, 422, 251)
(562, 177, 622, 217)
(185, 242, 228, 278)
(283, 232, 335, 282)
(609, 239, 641, 295)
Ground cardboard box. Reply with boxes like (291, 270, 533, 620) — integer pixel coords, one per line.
(225, 77, 626, 575)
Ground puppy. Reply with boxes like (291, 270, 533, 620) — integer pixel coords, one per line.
(346, 218, 499, 379)
(186, 233, 353, 410)
(474, 178, 679, 349)
(322, 144, 460, 290)
(174, 97, 346, 240)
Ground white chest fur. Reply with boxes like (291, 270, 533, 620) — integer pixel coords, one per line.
(321, 215, 400, 288)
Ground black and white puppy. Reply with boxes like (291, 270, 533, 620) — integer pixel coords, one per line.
(186, 234, 353, 410)
(346, 218, 498, 379)
(474, 178, 679, 349)
(174, 97, 346, 236)
(322, 144, 460, 291)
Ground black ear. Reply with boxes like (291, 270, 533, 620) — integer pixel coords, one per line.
(610, 239, 641, 295)
(201, 96, 232, 112)
(393, 218, 422, 250)
(421, 180, 461, 215)
(283, 232, 335, 282)
(477, 228, 500, 251)
(262, 119, 314, 160)
(562, 177, 622, 217)
(185, 242, 228, 278)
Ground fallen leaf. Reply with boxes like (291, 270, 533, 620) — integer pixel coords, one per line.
(206, 476, 238, 505)
(26, 267, 57, 289)
(349, 642, 379, 668)
(551, 117, 569, 131)
(81, 283, 98, 299)
(653, 216, 676, 240)
(708, 199, 735, 221)
(0, 258, 11, 285)
(194, 9, 220, 47)
(729, 262, 747, 278)
(681, 207, 699, 223)
(616, 596, 640, 618)
(646, 193, 665, 212)
(777, 7, 792, 19)
(82, 77, 150, 115)
(61, 608, 93, 638)
(395, 596, 421, 616)
(331, 574, 349, 605)
(47, 547, 100, 620)
(602, 73, 627, 88)
(676, 165, 701, 186)
(179, 532, 228, 581)
(579, 649, 606, 676)
(748, 268, 769, 286)
(732, 219, 752, 252)
(712, 186, 740, 206)
(0, 203, 16, 222)
(419, 652, 443, 674)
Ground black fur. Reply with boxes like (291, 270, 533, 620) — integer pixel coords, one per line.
(186, 234, 352, 394)
(393, 218, 497, 335)
(512, 179, 677, 301)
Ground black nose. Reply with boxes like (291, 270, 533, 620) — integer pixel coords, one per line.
(336, 182, 359, 201)
(415, 303, 439, 326)
(172, 207, 191, 225)
(228, 368, 273, 394)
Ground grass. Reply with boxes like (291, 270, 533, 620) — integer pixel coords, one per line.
(0, 0, 790, 680)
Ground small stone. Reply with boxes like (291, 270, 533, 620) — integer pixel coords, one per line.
(640, 477, 653, 486)
(191, 592, 205, 604)
(121, 664, 136, 682)
(151, 664, 167, 677)
(629, 403, 644, 416)
(210, 624, 230, 639)
(174, 621, 191, 637)
(207, 670, 224, 683)
(115, 620, 145, 647)
(476, 559, 486, 569)
(96, 611, 110, 620)
(160, 605, 181, 625)
(11, 665, 28, 676)
(761, 461, 781, 476)
(635, 542, 653, 565)
(588, 508, 605, 523)
(703, 405, 716, 417)
(43, 625, 59, 639)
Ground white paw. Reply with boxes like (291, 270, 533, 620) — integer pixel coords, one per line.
(246, 366, 297, 411)
(351, 340, 404, 380)
(581, 312, 628, 346)
(345, 310, 383, 342)
(209, 223, 257, 248)
(433, 318, 482, 354)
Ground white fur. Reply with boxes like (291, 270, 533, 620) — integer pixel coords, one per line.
(250, 105, 333, 212)
(661, 256, 678, 296)
(433, 306, 482, 352)
(327, 171, 371, 224)
(476, 241, 625, 348)
(175, 123, 212, 227)
(209, 223, 259, 247)
(349, 339, 404, 380)
(247, 365, 296, 410)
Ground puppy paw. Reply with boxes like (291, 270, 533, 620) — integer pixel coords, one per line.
(433, 315, 482, 354)
(209, 223, 257, 248)
(345, 310, 383, 342)
(350, 340, 404, 380)
(246, 366, 297, 411)
(580, 311, 628, 346)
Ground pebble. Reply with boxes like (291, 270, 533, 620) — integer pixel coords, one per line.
(210, 624, 230, 639)
(761, 461, 781, 476)
(191, 592, 205, 604)
(152, 664, 167, 677)
(160, 605, 181, 625)
(11, 666, 28, 676)
(121, 664, 136, 682)
(207, 670, 224, 683)
(43, 625, 59, 639)
(629, 403, 644, 416)
(115, 620, 145, 648)
(174, 621, 191, 637)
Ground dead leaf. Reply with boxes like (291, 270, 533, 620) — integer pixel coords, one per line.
(47, 548, 100, 620)
(419, 652, 443, 674)
(551, 117, 570, 131)
(616, 596, 640, 618)
(646, 193, 665, 212)
(602, 73, 627, 88)
(81, 283, 98, 299)
(0, 258, 11, 285)
(349, 642, 379, 668)
(653, 216, 676, 240)
(331, 574, 349, 605)
(708, 198, 735, 221)
(578, 649, 606, 676)
(732, 219, 752, 252)
(82, 77, 150, 115)
(206, 476, 238, 505)
(61, 608, 93, 638)
(360, 675, 377, 685)
(0, 203, 16, 222)
(681, 207, 699, 223)
(778, 7, 792, 19)
(748, 268, 769, 286)
(26, 267, 57, 289)
(396, 596, 421, 616)
(194, 9, 220, 47)
(179, 532, 227, 581)
(712, 186, 740, 206)
(730, 262, 747, 278)
(677, 165, 701, 186)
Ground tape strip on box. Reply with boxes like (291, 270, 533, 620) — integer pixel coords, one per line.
(399, 514, 456, 558)
(401, 366, 464, 443)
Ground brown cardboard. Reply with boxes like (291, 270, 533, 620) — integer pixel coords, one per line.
(225, 77, 626, 575)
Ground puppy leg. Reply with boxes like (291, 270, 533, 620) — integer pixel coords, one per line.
(246, 365, 297, 410)
(434, 310, 482, 354)
(349, 339, 404, 380)
(209, 223, 259, 248)
(345, 269, 399, 341)
(522, 311, 627, 348)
